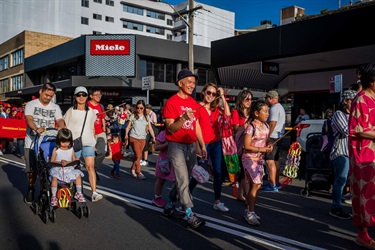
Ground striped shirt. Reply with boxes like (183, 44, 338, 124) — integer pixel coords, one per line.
(330, 110, 349, 161)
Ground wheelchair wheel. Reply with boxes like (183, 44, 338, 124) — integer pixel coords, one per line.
(83, 205, 90, 218)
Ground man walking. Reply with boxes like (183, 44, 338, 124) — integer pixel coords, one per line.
(162, 68, 207, 230)
(262, 90, 285, 192)
(88, 87, 106, 181)
(24, 83, 65, 204)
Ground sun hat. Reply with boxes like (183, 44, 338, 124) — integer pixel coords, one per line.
(175, 68, 198, 86)
(74, 86, 88, 95)
(342, 90, 357, 100)
(266, 90, 279, 98)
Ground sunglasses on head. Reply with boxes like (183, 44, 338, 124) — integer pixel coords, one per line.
(205, 90, 217, 97)
(76, 92, 88, 97)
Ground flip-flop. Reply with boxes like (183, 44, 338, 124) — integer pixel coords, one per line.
(355, 237, 375, 249)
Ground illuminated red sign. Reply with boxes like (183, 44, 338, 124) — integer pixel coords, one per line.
(90, 40, 130, 55)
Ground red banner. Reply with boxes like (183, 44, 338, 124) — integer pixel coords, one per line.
(0, 118, 27, 139)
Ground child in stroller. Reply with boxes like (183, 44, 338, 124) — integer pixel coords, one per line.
(49, 128, 85, 206)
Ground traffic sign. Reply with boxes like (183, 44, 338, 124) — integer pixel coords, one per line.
(142, 76, 154, 90)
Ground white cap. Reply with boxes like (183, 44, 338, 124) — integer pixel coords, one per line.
(115, 106, 120, 110)
(74, 86, 88, 95)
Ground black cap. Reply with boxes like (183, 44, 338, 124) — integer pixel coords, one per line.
(175, 69, 198, 86)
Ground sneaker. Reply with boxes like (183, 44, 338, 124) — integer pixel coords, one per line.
(92, 192, 103, 202)
(187, 213, 206, 229)
(140, 160, 148, 166)
(163, 205, 186, 219)
(131, 169, 137, 178)
(213, 202, 229, 212)
(344, 199, 352, 205)
(260, 184, 278, 192)
(137, 173, 146, 180)
(0, 151, 3, 156)
(115, 174, 120, 179)
(276, 182, 282, 189)
(244, 210, 261, 226)
(74, 192, 86, 203)
(152, 196, 166, 208)
(24, 188, 34, 205)
(329, 207, 352, 220)
(50, 196, 58, 207)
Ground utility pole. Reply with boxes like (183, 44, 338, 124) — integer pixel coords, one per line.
(188, 0, 194, 73)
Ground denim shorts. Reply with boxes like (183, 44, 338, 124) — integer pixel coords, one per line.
(74, 146, 95, 159)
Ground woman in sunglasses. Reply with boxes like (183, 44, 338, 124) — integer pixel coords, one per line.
(190, 83, 231, 212)
(125, 100, 156, 180)
(64, 86, 103, 202)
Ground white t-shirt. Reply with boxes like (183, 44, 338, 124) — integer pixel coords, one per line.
(24, 99, 63, 149)
(268, 102, 286, 139)
(64, 107, 97, 147)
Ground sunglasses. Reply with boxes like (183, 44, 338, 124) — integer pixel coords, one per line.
(136, 107, 144, 110)
(244, 97, 252, 102)
(76, 93, 88, 97)
(205, 90, 217, 97)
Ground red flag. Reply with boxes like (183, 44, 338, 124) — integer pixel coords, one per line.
(0, 118, 27, 138)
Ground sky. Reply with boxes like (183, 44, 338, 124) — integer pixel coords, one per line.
(167, 0, 354, 29)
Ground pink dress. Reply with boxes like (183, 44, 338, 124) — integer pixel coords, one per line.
(241, 119, 269, 184)
(349, 91, 375, 227)
(155, 130, 175, 181)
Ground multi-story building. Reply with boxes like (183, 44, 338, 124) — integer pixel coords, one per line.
(0, 0, 235, 48)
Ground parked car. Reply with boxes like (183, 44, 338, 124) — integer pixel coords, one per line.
(297, 119, 325, 152)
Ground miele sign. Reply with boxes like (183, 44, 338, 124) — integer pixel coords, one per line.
(90, 40, 130, 55)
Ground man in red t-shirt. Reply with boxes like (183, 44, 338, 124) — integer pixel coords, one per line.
(88, 87, 107, 181)
(162, 69, 207, 230)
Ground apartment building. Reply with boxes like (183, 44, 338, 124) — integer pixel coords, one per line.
(0, 0, 235, 48)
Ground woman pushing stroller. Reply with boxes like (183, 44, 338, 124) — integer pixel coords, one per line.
(49, 128, 85, 206)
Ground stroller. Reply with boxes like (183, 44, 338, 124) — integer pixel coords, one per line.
(300, 133, 333, 197)
(32, 129, 90, 223)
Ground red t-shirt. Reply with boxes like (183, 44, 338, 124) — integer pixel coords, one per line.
(196, 105, 221, 144)
(88, 101, 105, 135)
(162, 94, 199, 144)
(231, 109, 247, 127)
(110, 141, 123, 161)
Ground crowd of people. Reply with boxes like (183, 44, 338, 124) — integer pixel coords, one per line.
(1, 64, 375, 243)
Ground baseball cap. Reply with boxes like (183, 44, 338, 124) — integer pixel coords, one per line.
(115, 106, 120, 110)
(175, 68, 198, 86)
(74, 86, 88, 95)
(12, 107, 18, 111)
(266, 90, 279, 99)
(342, 90, 357, 100)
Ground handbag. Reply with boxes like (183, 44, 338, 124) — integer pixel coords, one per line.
(73, 110, 88, 152)
(191, 164, 210, 184)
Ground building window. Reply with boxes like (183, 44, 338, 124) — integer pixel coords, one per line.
(81, 0, 89, 7)
(0, 56, 9, 71)
(123, 21, 143, 31)
(123, 5, 143, 15)
(105, 16, 114, 23)
(81, 17, 89, 25)
(93, 31, 102, 34)
(105, 0, 114, 6)
(11, 74, 23, 91)
(93, 13, 102, 20)
(146, 26, 165, 35)
(141, 59, 176, 83)
(0, 78, 9, 93)
(147, 10, 165, 20)
(167, 19, 173, 26)
(167, 34, 173, 40)
(11, 49, 24, 66)
(93, 0, 102, 3)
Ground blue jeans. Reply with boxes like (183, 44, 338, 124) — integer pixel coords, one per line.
(189, 140, 223, 201)
(112, 160, 120, 175)
(168, 142, 196, 209)
(331, 155, 349, 208)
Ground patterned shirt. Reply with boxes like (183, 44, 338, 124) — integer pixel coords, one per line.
(330, 110, 349, 161)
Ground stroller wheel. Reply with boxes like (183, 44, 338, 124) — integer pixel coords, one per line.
(42, 210, 49, 224)
(83, 205, 90, 218)
(33, 202, 40, 215)
(77, 207, 82, 219)
(300, 188, 310, 197)
(50, 209, 56, 223)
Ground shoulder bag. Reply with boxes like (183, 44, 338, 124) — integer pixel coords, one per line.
(73, 110, 88, 152)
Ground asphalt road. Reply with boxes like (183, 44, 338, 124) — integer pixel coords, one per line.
(0, 152, 369, 250)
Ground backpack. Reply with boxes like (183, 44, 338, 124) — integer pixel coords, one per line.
(320, 119, 334, 153)
(235, 121, 268, 156)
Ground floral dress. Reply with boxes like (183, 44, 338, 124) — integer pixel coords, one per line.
(155, 130, 175, 181)
(348, 91, 375, 227)
(49, 147, 84, 183)
(241, 119, 269, 184)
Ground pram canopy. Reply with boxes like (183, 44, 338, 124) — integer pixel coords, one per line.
(34, 129, 58, 163)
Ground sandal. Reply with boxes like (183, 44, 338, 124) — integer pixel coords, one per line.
(355, 237, 375, 249)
